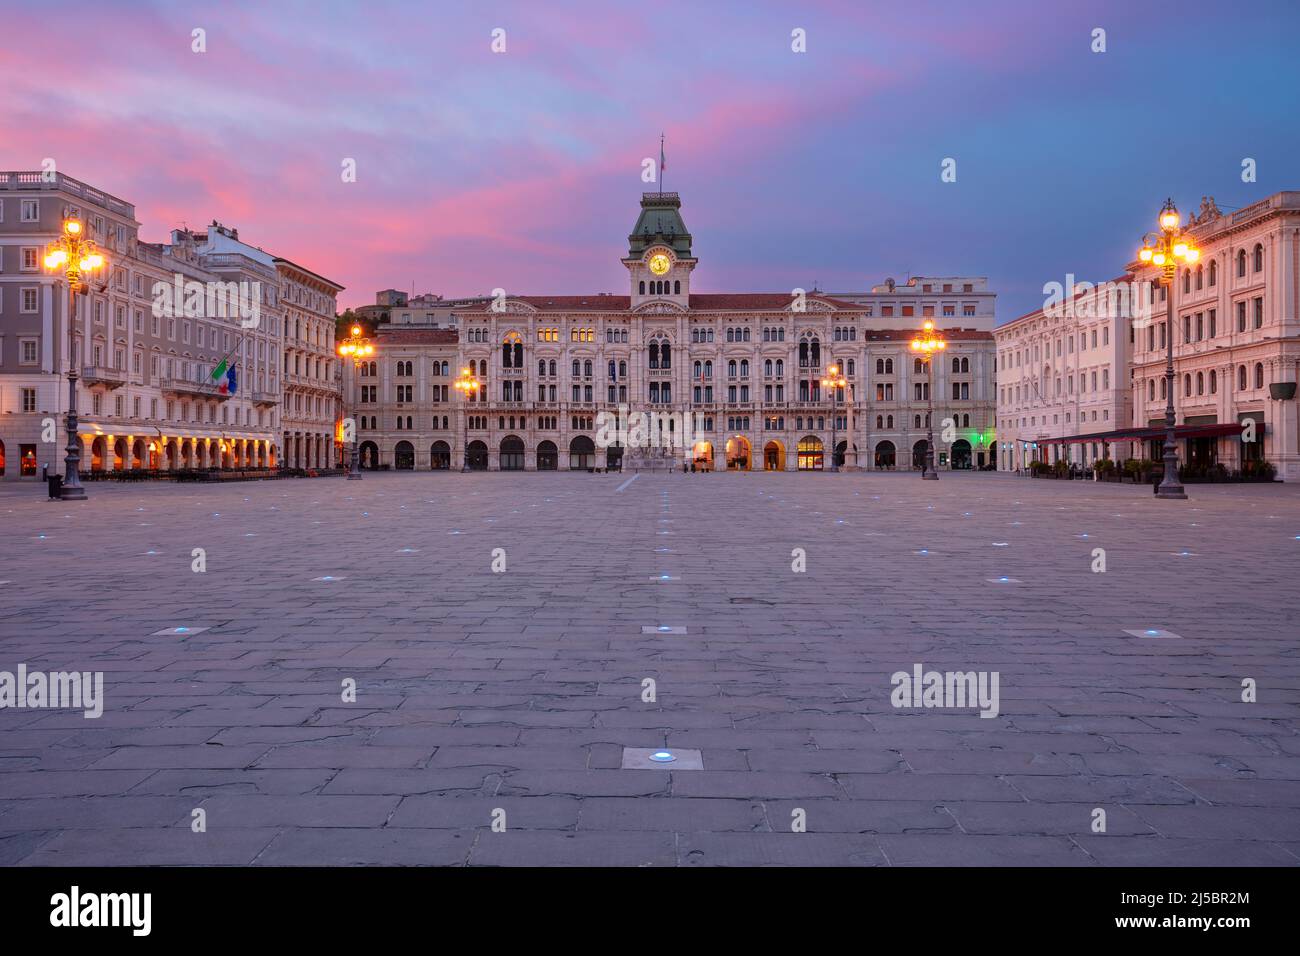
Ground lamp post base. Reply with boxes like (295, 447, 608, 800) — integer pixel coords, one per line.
(347, 473, 362, 481)
(1156, 483, 1187, 499)
(922, 471, 939, 480)
(59, 483, 87, 501)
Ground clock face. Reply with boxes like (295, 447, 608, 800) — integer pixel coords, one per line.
(648, 253, 671, 276)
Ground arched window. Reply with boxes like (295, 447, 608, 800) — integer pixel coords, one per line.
(608, 359, 616, 379)
(1183, 270, 1191, 295)
(538, 359, 546, 376)
(914, 414, 921, 428)
(914, 358, 923, 374)
(876, 358, 884, 374)
(727, 328, 735, 343)
(548, 360, 556, 376)
(961, 357, 969, 373)
(727, 360, 737, 377)
(1196, 372, 1204, 395)
(639, 281, 646, 295)
(740, 359, 749, 377)
(1255, 362, 1264, 388)
(886, 415, 893, 428)
(572, 359, 581, 377)
(1209, 370, 1216, 393)
(1209, 260, 1217, 286)
(952, 357, 961, 373)
(674, 280, 680, 294)
(775, 359, 783, 377)
(661, 342, 671, 369)
(1238, 365, 1247, 390)
(764, 359, 772, 376)
(1184, 373, 1192, 397)
(502, 342, 513, 368)
(884, 358, 893, 374)
(619, 360, 627, 377)
(1148, 380, 1155, 401)
(584, 359, 593, 377)
(694, 360, 702, 378)
(1237, 249, 1247, 277)
(704, 360, 713, 378)
(478, 359, 486, 376)
(1254, 243, 1264, 273)
(876, 415, 883, 428)
(1195, 264, 1203, 290)
(847, 359, 854, 375)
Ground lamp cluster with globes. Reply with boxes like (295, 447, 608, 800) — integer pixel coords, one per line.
(453, 367, 482, 472)
(1137, 199, 1200, 500)
(336, 324, 375, 479)
(44, 217, 107, 500)
(820, 362, 847, 472)
(910, 320, 946, 480)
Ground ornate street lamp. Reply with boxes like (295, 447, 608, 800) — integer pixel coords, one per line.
(821, 362, 847, 472)
(1137, 198, 1200, 499)
(43, 216, 106, 501)
(336, 324, 375, 480)
(453, 366, 481, 472)
(910, 320, 946, 480)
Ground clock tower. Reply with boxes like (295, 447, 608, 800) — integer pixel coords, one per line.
(624, 191, 696, 309)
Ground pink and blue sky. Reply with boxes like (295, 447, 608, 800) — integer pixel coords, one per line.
(4, 0, 1299, 320)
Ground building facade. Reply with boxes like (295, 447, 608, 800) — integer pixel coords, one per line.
(1128, 193, 1300, 480)
(993, 192, 1300, 480)
(994, 276, 1136, 471)
(0, 171, 340, 481)
(347, 191, 998, 473)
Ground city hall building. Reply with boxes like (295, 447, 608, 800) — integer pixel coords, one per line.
(350, 191, 998, 472)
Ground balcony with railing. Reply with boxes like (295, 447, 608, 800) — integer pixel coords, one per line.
(81, 365, 127, 388)
(160, 377, 230, 400)
(250, 390, 279, 406)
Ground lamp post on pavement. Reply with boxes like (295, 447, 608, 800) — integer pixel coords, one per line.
(1137, 199, 1200, 500)
(336, 324, 375, 480)
(910, 320, 946, 480)
(821, 362, 847, 472)
(453, 366, 481, 472)
(44, 216, 106, 501)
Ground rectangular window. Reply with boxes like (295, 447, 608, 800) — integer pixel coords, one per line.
(21, 247, 38, 271)
(22, 388, 37, 412)
(21, 288, 39, 312)
(21, 199, 39, 222)
(20, 339, 38, 364)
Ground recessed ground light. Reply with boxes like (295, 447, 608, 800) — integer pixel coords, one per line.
(642, 625, 686, 634)
(987, 577, 1022, 584)
(992, 542, 1009, 547)
(1124, 628, 1182, 639)
(313, 575, 345, 582)
(151, 626, 210, 637)
(1173, 550, 1194, 557)
(397, 548, 419, 553)
(622, 747, 703, 770)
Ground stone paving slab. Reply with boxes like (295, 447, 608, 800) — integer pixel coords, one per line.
(1, 472, 1298, 865)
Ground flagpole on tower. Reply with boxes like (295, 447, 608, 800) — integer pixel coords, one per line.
(659, 132, 665, 197)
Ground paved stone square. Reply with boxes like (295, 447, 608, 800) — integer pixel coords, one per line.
(1, 471, 1298, 866)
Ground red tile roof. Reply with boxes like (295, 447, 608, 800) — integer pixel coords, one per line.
(475, 292, 874, 312)
(376, 329, 459, 344)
